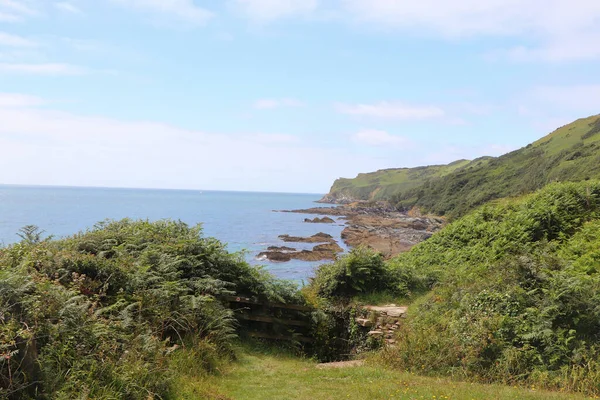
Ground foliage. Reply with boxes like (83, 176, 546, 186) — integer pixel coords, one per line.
(378, 181, 600, 395)
(0, 219, 298, 399)
(309, 247, 390, 299)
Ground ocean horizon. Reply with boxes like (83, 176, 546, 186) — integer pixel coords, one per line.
(0, 184, 345, 282)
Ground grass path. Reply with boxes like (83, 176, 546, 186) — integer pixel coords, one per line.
(172, 347, 592, 400)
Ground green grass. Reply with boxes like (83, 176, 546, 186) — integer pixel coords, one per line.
(171, 346, 593, 400)
(325, 159, 474, 202)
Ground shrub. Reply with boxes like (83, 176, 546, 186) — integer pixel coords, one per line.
(0, 219, 297, 399)
(310, 247, 389, 299)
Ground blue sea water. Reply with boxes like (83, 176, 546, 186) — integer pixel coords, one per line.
(0, 185, 346, 282)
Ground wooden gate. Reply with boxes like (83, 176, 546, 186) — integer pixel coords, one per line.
(223, 295, 314, 344)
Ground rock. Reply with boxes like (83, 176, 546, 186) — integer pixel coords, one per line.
(304, 217, 335, 224)
(356, 318, 373, 327)
(368, 330, 383, 338)
(258, 241, 343, 263)
(257, 251, 292, 262)
(267, 246, 296, 252)
(313, 242, 343, 253)
(279, 203, 444, 259)
(365, 305, 407, 318)
(278, 232, 335, 243)
(293, 249, 336, 262)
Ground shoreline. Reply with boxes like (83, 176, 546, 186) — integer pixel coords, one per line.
(277, 202, 444, 258)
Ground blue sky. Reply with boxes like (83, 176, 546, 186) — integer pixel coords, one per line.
(1, 0, 599, 193)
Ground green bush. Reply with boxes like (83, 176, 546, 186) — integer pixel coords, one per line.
(310, 247, 390, 299)
(379, 181, 600, 395)
(0, 219, 297, 399)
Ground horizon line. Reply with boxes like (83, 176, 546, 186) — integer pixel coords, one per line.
(0, 183, 325, 197)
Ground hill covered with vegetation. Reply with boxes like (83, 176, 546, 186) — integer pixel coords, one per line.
(322, 114, 600, 218)
(310, 180, 600, 395)
(320, 159, 474, 204)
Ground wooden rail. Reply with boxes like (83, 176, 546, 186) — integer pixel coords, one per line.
(222, 295, 314, 344)
(223, 295, 313, 312)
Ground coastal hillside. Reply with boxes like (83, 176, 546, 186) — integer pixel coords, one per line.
(319, 159, 475, 203)
(321, 114, 600, 218)
(309, 180, 600, 395)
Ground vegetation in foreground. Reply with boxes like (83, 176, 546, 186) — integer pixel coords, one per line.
(324, 114, 600, 218)
(4, 179, 600, 398)
(172, 344, 591, 400)
(310, 180, 600, 395)
(0, 219, 300, 399)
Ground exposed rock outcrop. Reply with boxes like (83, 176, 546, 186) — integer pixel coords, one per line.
(278, 232, 335, 243)
(304, 217, 335, 224)
(267, 246, 297, 252)
(257, 242, 343, 262)
(277, 203, 444, 258)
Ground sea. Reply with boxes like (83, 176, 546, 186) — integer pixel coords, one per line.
(0, 185, 346, 283)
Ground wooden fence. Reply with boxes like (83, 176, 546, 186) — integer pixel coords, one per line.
(222, 295, 314, 344)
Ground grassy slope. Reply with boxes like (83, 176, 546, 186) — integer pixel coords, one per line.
(323, 159, 473, 202)
(172, 347, 590, 400)
(324, 114, 600, 218)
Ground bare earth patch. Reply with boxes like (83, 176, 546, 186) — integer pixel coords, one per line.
(316, 360, 365, 369)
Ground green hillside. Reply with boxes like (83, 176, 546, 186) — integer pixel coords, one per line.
(310, 181, 600, 395)
(320, 159, 475, 203)
(323, 114, 600, 218)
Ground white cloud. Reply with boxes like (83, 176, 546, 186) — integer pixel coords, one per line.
(0, 93, 44, 107)
(352, 129, 410, 147)
(0, 63, 88, 75)
(253, 98, 304, 110)
(54, 2, 82, 14)
(0, 32, 37, 47)
(232, 0, 318, 21)
(0, 99, 390, 193)
(336, 101, 445, 120)
(341, 0, 600, 62)
(110, 0, 213, 25)
(0, 0, 37, 15)
(0, 11, 19, 21)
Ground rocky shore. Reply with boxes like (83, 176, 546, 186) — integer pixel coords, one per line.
(278, 202, 444, 258)
(257, 237, 343, 262)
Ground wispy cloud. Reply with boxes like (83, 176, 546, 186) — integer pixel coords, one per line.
(0, 0, 37, 15)
(54, 2, 82, 14)
(0, 100, 385, 192)
(0, 32, 37, 47)
(352, 129, 411, 147)
(336, 101, 445, 120)
(341, 0, 600, 62)
(253, 98, 304, 110)
(110, 0, 213, 25)
(0, 63, 88, 75)
(232, 0, 318, 22)
(0, 11, 19, 21)
(0, 93, 44, 107)
(0, 0, 37, 22)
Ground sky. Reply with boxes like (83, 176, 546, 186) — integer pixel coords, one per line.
(1, 0, 600, 193)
